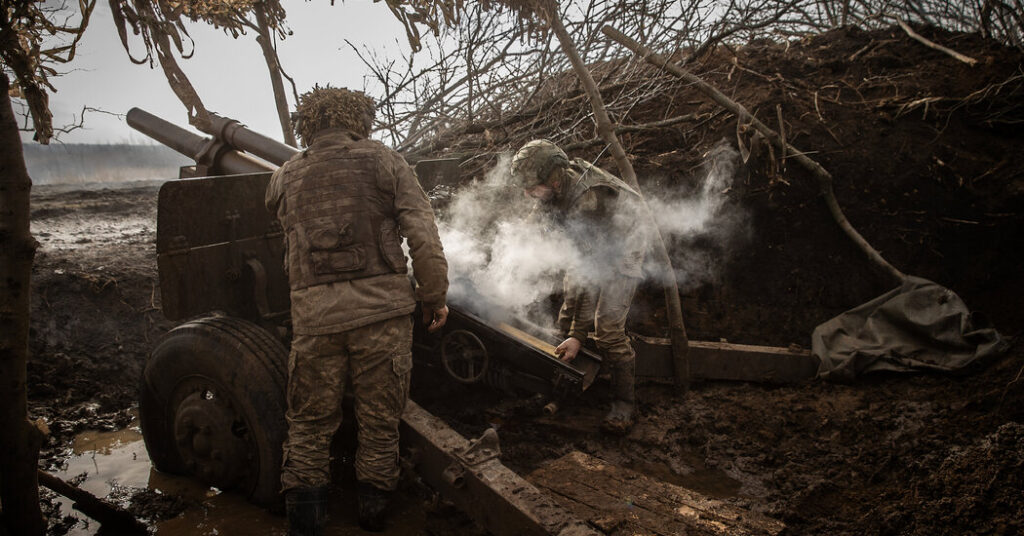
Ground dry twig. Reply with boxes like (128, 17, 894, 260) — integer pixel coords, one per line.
(897, 19, 979, 65)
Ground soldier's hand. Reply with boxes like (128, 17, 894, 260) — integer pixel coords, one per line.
(554, 337, 581, 362)
(425, 305, 449, 333)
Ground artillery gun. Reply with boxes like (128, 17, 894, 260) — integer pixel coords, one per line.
(128, 107, 818, 534)
(127, 108, 610, 535)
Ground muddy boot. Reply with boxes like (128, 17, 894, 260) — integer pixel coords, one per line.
(601, 363, 636, 435)
(285, 487, 327, 536)
(357, 482, 392, 533)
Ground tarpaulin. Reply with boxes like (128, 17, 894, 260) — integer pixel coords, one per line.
(813, 276, 1009, 381)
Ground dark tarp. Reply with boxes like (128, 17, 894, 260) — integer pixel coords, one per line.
(813, 276, 1009, 381)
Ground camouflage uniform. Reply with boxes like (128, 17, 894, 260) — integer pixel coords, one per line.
(553, 159, 647, 403)
(266, 129, 448, 493)
(282, 316, 412, 491)
(513, 139, 646, 433)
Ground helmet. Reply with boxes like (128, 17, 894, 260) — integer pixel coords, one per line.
(293, 85, 376, 146)
(510, 139, 569, 188)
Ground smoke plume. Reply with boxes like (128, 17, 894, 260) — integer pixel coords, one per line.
(433, 141, 746, 329)
(436, 154, 580, 325)
(643, 142, 748, 291)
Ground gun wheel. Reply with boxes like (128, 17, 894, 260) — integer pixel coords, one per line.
(139, 315, 287, 506)
(441, 330, 490, 384)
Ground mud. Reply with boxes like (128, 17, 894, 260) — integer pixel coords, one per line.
(25, 25, 1024, 536)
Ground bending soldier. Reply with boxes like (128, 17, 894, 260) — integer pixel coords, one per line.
(510, 140, 647, 435)
(266, 86, 449, 534)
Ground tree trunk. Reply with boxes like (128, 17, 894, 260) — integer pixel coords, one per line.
(538, 2, 691, 389)
(254, 3, 297, 147)
(0, 71, 46, 536)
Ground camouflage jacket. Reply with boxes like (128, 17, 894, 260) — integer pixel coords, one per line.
(266, 129, 448, 335)
(557, 160, 649, 341)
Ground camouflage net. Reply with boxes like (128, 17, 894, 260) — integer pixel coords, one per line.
(293, 85, 376, 146)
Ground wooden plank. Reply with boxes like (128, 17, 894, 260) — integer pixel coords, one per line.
(401, 401, 600, 536)
(496, 322, 603, 391)
(633, 335, 818, 383)
(498, 322, 559, 357)
(529, 451, 784, 536)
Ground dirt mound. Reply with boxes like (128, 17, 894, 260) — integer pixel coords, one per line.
(871, 420, 1024, 535)
(702, 25, 1024, 345)
(429, 25, 1024, 346)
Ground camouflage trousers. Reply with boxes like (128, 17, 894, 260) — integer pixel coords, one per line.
(558, 273, 639, 366)
(280, 314, 413, 492)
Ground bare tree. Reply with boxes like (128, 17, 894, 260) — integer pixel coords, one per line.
(109, 0, 213, 130)
(819, 0, 1024, 45)
(108, 0, 481, 138)
(1, 1, 96, 534)
(169, 0, 298, 146)
(354, 0, 1022, 157)
(356, 1, 822, 153)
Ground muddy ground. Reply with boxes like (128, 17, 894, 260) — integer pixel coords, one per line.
(25, 25, 1024, 536)
(27, 169, 1024, 536)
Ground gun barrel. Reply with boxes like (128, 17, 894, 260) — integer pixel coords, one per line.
(127, 108, 275, 175)
(204, 114, 299, 166)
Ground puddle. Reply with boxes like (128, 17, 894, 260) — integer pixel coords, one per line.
(52, 426, 151, 536)
(49, 420, 430, 535)
(32, 215, 154, 251)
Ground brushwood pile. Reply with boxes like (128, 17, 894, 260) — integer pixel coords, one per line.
(416, 24, 1024, 347)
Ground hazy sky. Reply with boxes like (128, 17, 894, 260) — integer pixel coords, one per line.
(21, 1, 412, 145)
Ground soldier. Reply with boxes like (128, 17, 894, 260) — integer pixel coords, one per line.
(266, 86, 449, 535)
(510, 139, 647, 435)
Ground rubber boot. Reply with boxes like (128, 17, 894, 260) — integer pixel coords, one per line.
(601, 361, 636, 435)
(285, 487, 327, 536)
(357, 482, 392, 533)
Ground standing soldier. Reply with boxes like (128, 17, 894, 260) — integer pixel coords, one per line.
(510, 139, 647, 435)
(266, 86, 449, 535)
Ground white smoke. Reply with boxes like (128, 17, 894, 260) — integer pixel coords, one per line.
(643, 142, 748, 291)
(435, 141, 746, 327)
(437, 154, 581, 325)
(646, 143, 739, 237)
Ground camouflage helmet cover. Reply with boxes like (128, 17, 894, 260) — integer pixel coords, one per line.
(510, 139, 569, 188)
(293, 85, 376, 146)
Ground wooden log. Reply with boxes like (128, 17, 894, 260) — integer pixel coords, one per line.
(529, 451, 784, 536)
(632, 336, 818, 383)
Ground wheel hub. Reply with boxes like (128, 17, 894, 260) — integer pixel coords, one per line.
(173, 390, 251, 490)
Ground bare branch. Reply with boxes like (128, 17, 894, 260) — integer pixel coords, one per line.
(897, 18, 979, 65)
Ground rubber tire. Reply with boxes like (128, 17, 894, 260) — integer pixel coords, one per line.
(139, 315, 288, 506)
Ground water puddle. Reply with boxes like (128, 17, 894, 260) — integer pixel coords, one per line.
(32, 215, 154, 251)
(50, 421, 429, 535)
